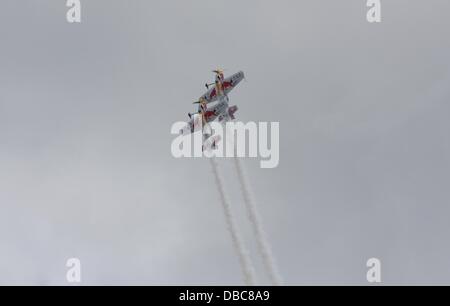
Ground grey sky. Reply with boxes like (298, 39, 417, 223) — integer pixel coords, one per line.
(0, 0, 449, 285)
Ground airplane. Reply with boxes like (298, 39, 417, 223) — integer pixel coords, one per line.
(180, 70, 245, 150)
(192, 69, 245, 112)
(188, 69, 244, 120)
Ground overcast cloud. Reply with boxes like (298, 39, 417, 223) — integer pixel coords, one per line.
(0, 0, 449, 285)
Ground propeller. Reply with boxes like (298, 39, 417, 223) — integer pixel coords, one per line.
(188, 108, 206, 125)
(212, 69, 224, 74)
(205, 69, 227, 89)
(190, 98, 208, 126)
(193, 97, 209, 104)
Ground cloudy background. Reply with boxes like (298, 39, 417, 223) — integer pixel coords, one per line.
(0, 0, 449, 285)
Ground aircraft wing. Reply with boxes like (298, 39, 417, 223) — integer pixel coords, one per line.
(223, 71, 245, 96)
(199, 71, 245, 103)
(199, 86, 219, 104)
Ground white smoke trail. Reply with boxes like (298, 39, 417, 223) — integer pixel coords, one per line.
(224, 123, 283, 285)
(209, 157, 257, 285)
(233, 157, 283, 285)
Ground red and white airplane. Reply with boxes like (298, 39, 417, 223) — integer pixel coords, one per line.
(182, 69, 244, 129)
(199, 70, 245, 105)
(180, 70, 245, 150)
